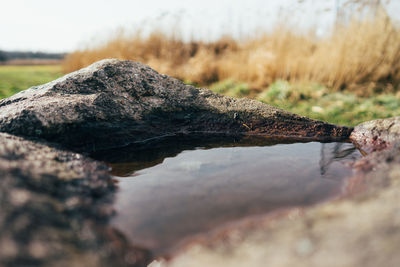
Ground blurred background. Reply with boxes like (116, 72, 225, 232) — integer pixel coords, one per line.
(1, 0, 399, 126)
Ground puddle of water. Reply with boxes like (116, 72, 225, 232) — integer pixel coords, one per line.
(100, 140, 361, 257)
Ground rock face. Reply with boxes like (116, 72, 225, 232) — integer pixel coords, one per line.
(0, 133, 150, 267)
(0, 59, 352, 152)
(350, 116, 400, 153)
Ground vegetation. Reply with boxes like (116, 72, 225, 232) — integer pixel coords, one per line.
(209, 80, 400, 126)
(1, 67, 398, 126)
(63, 11, 400, 97)
(0, 51, 65, 61)
(60, 7, 400, 126)
(1, 2, 398, 127)
(0, 65, 62, 98)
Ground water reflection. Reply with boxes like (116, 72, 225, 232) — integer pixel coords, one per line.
(96, 139, 361, 257)
(319, 142, 359, 175)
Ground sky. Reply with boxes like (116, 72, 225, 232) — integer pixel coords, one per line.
(1, 0, 399, 53)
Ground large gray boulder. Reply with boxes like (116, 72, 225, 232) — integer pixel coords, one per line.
(0, 59, 352, 152)
(0, 133, 150, 267)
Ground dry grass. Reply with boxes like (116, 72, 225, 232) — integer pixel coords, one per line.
(63, 11, 400, 95)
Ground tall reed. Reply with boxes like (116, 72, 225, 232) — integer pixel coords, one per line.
(63, 12, 400, 95)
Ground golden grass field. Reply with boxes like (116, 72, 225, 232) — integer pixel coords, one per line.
(63, 11, 400, 97)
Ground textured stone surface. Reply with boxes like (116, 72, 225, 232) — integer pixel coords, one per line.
(0, 59, 352, 152)
(163, 143, 400, 267)
(350, 116, 400, 153)
(0, 133, 150, 267)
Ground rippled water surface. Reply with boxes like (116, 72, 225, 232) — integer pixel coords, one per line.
(101, 140, 361, 256)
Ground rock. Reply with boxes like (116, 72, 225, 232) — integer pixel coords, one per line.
(0, 59, 352, 152)
(0, 133, 150, 267)
(350, 116, 400, 153)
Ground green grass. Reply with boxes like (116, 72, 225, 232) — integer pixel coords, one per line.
(210, 79, 400, 127)
(0, 65, 63, 98)
(209, 80, 251, 98)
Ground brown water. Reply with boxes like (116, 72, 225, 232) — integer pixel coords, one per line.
(99, 139, 361, 257)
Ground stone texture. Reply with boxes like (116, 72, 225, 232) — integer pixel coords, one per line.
(0, 133, 150, 267)
(0, 59, 352, 152)
(350, 116, 400, 153)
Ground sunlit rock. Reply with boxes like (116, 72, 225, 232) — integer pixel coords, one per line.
(0, 59, 352, 152)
